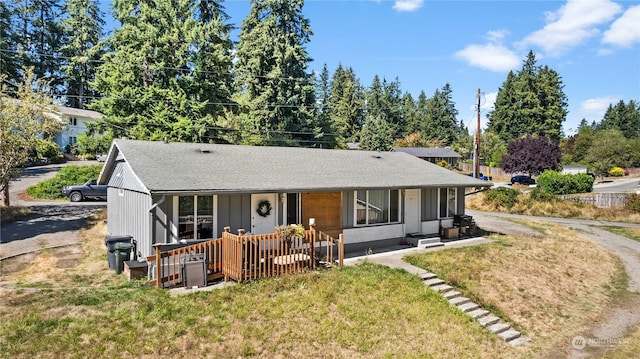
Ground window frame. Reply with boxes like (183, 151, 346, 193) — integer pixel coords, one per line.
(438, 187, 457, 218)
(354, 189, 401, 226)
(178, 195, 214, 240)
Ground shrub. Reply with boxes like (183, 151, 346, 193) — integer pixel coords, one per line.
(529, 187, 554, 202)
(26, 164, 103, 199)
(609, 167, 624, 177)
(626, 194, 640, 213)
(436, 160, 450, 169)
(537, 170, 594, 195)
(484, 187, 519, 209)
(32, 139, 63, 161)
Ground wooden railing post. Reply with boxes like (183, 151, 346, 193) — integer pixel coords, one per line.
(338, 234, 344, 267)
(310, 224, 316, 270)
(238, 229, 245, 282)
(154, 243, 162, 288)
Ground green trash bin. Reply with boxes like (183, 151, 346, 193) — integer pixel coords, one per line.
(114, 242, 133, 274)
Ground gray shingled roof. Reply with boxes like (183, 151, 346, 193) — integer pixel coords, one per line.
(102, 139, 489, 193)
(393, 147, 461, 158)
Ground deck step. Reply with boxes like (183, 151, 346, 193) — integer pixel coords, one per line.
(457, 302, 479, 313)
(443, 290, 461, 300)
(467, 308, 489, 319)
(418, 272, 438, 281)
(431, 284, 453, 293)
(487, 323, 511, 334)
(498, 329, 521, 342)
(423, 278, 445, 286)
(478, 315, 500, 327)
(448, 296, 470, 306)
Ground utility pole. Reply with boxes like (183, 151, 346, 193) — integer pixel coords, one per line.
(474, 89, 481, 179)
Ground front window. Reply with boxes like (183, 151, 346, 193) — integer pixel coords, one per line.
(356, 189, 400, 225)
(179, 196, 214, 239)
(439, 188, 457, 218)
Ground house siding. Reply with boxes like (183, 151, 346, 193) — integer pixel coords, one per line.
(342, 224, 405, 244)
(217, 194, 251, 237)
(422, 188, 438, 220)
(106, 187, 151, 259)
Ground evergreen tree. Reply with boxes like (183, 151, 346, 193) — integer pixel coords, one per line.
(488, 51, 567, 143)
(313, 64, 337, 148)
(234, 0, 315, 146)
(13, 0, 66, 92)
(0, 2, 20, 85)
(422, 83, 460, 145)
(60, 0, 104, 108)
(359, 114, 393, 151)
(90, 0, 234, 143)
(383, 77, 404, 137)
(599, 100, 640, 139)
(366, 75, 385, 121)
(326, 64, 365, 146)
(401, 92, 417, 135)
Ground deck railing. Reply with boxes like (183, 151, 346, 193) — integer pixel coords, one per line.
(148, 225, 344, 288)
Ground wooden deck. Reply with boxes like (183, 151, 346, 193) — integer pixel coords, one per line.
(148, 226, 344, 288)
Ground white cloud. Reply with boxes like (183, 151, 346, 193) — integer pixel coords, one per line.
(393, 0, 423, 12)
(579, 96, 619, 120)
(454, 43, 520, 72)
(520, 0, 622, 57)
(602, 5, 640, 48)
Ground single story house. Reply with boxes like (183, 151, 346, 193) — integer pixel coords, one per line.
(98, 139, 491, 261)
(51, 106, 103, 153)
(392, 147, 461, 167)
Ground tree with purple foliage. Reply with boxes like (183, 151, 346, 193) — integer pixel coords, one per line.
(502, 136, 560, 176)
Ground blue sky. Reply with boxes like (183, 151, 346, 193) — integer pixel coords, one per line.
(102, 0, 640, 136)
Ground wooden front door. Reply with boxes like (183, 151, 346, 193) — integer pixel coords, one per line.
(301, 192, 342, 238)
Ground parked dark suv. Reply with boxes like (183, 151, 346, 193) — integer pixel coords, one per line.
(510, 175, 535, 185)
(62, 179, 108, 202)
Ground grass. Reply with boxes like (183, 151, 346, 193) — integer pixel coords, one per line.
(467, 191, 640, 223)
(598, 226, 640, 243)
(405, 221, 628, 357)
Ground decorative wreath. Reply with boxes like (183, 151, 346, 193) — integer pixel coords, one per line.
(256, 199, 272, 217)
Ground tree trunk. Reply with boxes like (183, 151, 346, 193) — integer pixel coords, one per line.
(3, 185, 10, 207)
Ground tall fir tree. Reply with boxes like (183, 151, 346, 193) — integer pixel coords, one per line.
(599, 100, 640, 139)
(327, 64, 365, 146)
(488, 50, 567, 143)
(359, 114, 393, 151)
(313, 64, 337, 148)
(0, 2, 21, 85)
(234, 0, 316, 146)
(90, 0, 234, 143)
(60, 0, 104, 108)
(422, 83, 460, 145)
(13, 0, 66, 92)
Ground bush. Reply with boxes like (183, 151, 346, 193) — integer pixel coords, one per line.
(529, 187, 554, 202)
(33, 139, 63, 161)
(25, 164, 103, 199)
(436, 160, 450, 169)
(484, 187, 519, 209)
(537, 170, 594, 195)
(626, 194, 640, 213)
(609, 167, 624, 177)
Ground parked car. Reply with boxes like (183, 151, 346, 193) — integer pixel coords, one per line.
(510, 175, 535, 185)
(62, 179, 108, 202)
(96, 154, 108, 162)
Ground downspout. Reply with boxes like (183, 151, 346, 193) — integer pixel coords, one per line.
(148, 195, 166, 260)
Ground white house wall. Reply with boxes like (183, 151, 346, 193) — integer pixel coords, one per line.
(342, 224, 404, 244)
(106, 187, 151, 260)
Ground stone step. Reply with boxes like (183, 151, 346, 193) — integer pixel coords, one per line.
(422, 242, 445, 249)
(457, 302, 479, 313)
(418, 272, 438, 281)
(423, 278, 445, 287)
(448, 296, 470, 306)
(498, 329, 521, 342)
(507, 337, 531, 347)
(467, 308, 489, 319)
(443, 290, 461, 300)
(487, 323, 511, 334)
(431, 284, 453, 293)
(478, 315, 500, 327)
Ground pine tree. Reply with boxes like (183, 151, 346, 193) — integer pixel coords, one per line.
(60, 0, 104, 108)
(599, 100, 640, 139)
(422, 83, 460, 145)
(0, 2, 20, 85)
(360, 114, 393, 151)
(313, 64, 337, 148)
(488, 51, 567, 143)
(90, 0, 234, 143)
(234, 0, 316, 146)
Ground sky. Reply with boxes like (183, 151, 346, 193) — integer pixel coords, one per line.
(101, 0, 640, 136)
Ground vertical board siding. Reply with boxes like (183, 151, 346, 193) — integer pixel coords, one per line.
(108, 187, 151, 259)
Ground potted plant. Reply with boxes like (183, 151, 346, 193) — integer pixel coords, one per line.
(275, 224, 306, 252)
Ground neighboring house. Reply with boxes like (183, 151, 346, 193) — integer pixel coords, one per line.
(98, 139, 490, 260)
(393, 147, 461, 167)
(561, 165, 587, 175)
(51, 106, 103, 153)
